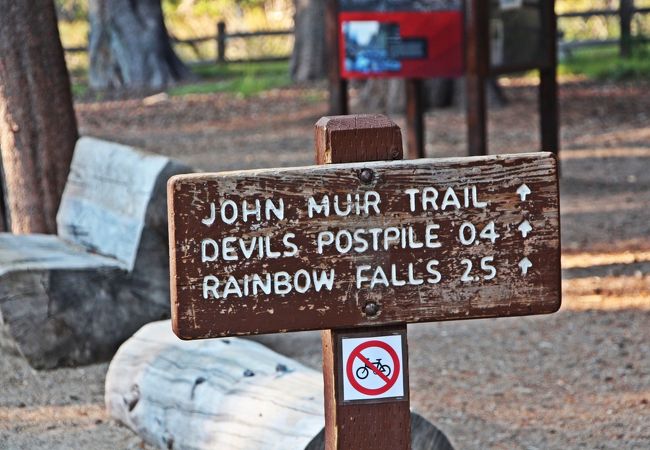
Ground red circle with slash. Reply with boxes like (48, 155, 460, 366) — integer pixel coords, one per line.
(346, 339, 401, 396)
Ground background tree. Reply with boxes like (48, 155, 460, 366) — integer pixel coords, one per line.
(290, 0, 326, 81)
(88, 0, 191, 89)
(0, 0, 78, 234)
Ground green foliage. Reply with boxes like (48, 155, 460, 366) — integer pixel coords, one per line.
(168, 61, 291, 97)
(559, 43, 650, 81)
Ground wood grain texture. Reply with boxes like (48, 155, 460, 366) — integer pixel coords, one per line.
(57, 137, 171, 271)
(315, 114, 403, 164)
(169, 154, 560, 340)
(0, 138, 191, 368)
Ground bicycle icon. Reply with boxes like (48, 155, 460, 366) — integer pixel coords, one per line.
(344, 338, 403, 399)
(355, 358, 392, 379)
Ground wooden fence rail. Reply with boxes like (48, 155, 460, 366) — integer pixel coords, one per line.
(558, 1, 650, 56)
(64, 21, 293, 64)
(173, 21, 293, 64)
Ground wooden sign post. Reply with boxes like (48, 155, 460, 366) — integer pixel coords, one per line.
(316, 115, 411, 449)
(168, 115, 561, 450)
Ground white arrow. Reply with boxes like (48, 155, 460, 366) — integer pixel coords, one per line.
(518, 220, 532, 238)
(519, 257, 533, 276)
(517, 184, 532, 201)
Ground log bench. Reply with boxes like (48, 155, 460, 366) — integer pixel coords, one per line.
(0, 137, 191, 369)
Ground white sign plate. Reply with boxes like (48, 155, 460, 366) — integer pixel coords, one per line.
(341, 335, 405, 402)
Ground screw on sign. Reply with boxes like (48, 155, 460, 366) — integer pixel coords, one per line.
(167, 114, 561, 450)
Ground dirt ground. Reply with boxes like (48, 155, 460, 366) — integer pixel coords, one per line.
(1, 77, 649, 449)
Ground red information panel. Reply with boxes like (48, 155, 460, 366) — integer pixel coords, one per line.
(339, 11, 463, 79)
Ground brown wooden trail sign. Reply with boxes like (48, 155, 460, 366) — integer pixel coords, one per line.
(167, 114, 560, 450)
(168, 149, 560, 340)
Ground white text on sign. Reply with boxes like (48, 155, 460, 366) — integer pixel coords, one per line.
(198, 184, 533, 300)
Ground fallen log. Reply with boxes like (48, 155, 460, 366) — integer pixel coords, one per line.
(0, 137, 191, 369)
(106, 321, 454, 450)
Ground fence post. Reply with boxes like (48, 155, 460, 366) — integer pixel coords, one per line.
(217, 20, 226, 63)
(620, 0, 633, 57)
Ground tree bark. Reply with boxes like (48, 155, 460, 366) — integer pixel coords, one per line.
(290, 0, 326, 81)
(88, 0, 190, 90)
(0, 0, 78, 234)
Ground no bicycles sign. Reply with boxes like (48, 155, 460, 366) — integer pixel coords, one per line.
(341, 334, 406, 402)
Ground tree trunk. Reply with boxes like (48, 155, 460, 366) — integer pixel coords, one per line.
(290, 0, 326, 81)
(88, 0, 190, 90)
(0, 0, 78, 234)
